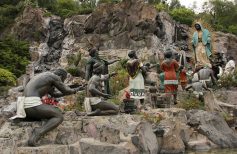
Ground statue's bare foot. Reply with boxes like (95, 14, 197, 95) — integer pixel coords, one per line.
(87, 109, 101, 116)
(28, 128, 41, 146)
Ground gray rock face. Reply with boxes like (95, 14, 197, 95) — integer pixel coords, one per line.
(9, 6, 48, 42)
(0, 113, 159, 154)
(213, 32, 237, 62)
(131, 122, 159, 154)
(187, 110, 237, 148)
(154, 109, 187, 154)
(80, 138, 137, 154)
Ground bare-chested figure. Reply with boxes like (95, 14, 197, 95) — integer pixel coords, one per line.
(11, 68, 84, 146)
(197, 67, 216, 87)
(84, 63, 119, 116)
(186, 66, 215, 101)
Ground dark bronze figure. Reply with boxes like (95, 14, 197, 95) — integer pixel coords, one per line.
(85, 48, 119, 94)
(22, 68, 84, 146)
(85, 63, 119, 116)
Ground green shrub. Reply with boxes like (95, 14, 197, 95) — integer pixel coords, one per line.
(76, 91, 86, 111)
(66, 66, 82, 77)
(154, 3, 168, 12)
(0, 68, 16, 86)
(170, 7, 195, 26)
(98, 0, 121, 4)
(217, 70, 237, 89)
(110, 60, 129, 95)
(178, 93, 204, 110)
(228, 25, 237, 35)
(141, 112, 164, 124)
(0, 37, 30, 77)
(44, 0, 94, 18)
(0, 3, 23, 32)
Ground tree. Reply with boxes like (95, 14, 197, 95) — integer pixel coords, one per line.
(191, 1, 197, 11)
(170, 7, 195, 26)
(148, 0, 161, 4)
(201, 0, 237, 34)
(0, 37, 30, 77)
(169, 0, 181, 10)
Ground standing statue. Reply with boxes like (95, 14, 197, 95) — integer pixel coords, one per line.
(85, 48, 119, 94)
(126, 50, 146, 109)
(192, 22, 212, 67)
(84, 63, 119, 116)
(10, 68, 84, 146)
(160, 50, 179, 104)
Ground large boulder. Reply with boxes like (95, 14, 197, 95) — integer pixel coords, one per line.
(213, 32, 237, 62)
(10, 6, 49, 42)
(187, 110, 237, 148)
(80, 138, 137, 154)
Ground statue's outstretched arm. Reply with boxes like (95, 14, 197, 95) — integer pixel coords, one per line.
(107, 59, 120, 65)
(52, 76, 76, 96)
(48, 91, 64, 98)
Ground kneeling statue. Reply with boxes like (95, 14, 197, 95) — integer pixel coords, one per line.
(10, 68, 84, 146)
(84, 63, 119, 116)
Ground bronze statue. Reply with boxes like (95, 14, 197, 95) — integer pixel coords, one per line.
(85, 63, 119, 116)
(12, 68, 84, 146)
(85, 48, 119, 94)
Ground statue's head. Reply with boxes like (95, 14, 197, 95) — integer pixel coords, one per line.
(53, 68, 67, 82)
(194, 23, 201, 31)
(164, 50, 172, 59)
(89, 48, 99, 57)
(93, 63, 103, 74)
(128, 50, 137, 59)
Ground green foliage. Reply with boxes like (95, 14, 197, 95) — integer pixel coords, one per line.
(76, 91, 86, 111)
(43, 11, 52, 17)
(66, 66, 82, 77)
(154, 2, 169, 12)
(110, 60, 129, 95)
(201, 0, 237, 35)
(170, 7, 195, 26)
(178, 93, 204, 110)
(66, 52, 83, 77)
(0, 37, 30, 77)
(222, 112, 234, 121)
(37, 0, 95, 18)
(0, 2, 23, 32)
(217, 70, 237, 89)
(67, 52, 81, 66)
(148, 0, 162, 4)
(0, 86, 11, 96)
(228, 25, 237, 35)
(0, 68, 16, 86)
(98, 0, 121, 4)
(169, 0, 181, 10)
(142, 112, 164, 124)
(108, 97, 121, 105)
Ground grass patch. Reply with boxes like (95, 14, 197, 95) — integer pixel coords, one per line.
(178, 92, 204, 110)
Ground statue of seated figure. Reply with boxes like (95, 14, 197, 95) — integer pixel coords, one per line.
(84, 63, 119, 116)
(10, 68, 85, 146)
